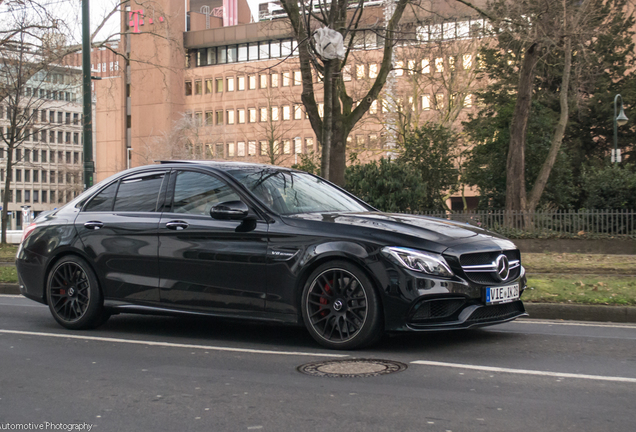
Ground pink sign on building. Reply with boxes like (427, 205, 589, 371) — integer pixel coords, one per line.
(223, 0, 238, 27)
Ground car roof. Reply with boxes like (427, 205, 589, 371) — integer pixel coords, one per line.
(158, 160, 295, 172)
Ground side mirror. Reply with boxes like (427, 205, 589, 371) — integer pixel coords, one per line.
(210, 200, 251, 221)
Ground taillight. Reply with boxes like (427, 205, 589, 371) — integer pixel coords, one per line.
(21, 222, 38, 243)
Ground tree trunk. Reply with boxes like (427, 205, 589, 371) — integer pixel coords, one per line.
(527, 37, 572, 213)
(505, 42, 541, 220)
(1, 144, 14, 244)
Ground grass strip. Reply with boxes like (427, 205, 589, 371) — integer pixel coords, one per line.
(0, 266, 17, 284)
(0, 245, 17, 262)
(525, 275, 636, 306)
(523, 253, 636, 275)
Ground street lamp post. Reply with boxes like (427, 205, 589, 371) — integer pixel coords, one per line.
(613, 94, 628, 164)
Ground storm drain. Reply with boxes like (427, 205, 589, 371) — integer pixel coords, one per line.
(297, 359, 407, 378)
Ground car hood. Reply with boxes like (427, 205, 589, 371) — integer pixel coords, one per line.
(285, 211, 516, 252)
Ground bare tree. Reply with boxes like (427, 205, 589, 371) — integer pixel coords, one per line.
(138, 113, 210, 163)
(278, 0, 412, 185)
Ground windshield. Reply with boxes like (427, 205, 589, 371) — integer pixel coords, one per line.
(228, 169, 370, 215)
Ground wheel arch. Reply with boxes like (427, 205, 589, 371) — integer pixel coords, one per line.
(42, 249, 103, 306)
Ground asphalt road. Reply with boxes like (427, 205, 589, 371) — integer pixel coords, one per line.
(1, 295, 635, 432)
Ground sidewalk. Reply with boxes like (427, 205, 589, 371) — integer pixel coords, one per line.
(2, 283, 635, 324)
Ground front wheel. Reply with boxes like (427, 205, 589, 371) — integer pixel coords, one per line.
(46, 256, 109, 330)
(301, 261, 383, 350)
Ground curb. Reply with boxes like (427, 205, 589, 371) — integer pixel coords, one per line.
(1, 284, 635, 324)
(524, 302, 636, 324)
(0, 283, 19, 295)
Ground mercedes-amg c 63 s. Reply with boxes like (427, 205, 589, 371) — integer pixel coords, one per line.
(17, 161, 527, 349)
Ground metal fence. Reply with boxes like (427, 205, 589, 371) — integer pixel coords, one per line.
(411, 209, 636, 238)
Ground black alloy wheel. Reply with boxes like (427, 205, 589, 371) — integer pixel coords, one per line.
(302, 261, 382, 350)
(46, 256, 109, 330)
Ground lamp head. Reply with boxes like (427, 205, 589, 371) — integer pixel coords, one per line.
(617, 108, 629, 127)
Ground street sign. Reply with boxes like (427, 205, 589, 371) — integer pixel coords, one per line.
(611, 149, 622, 163)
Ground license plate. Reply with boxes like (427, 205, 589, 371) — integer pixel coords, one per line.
(486, 283, 520, 305)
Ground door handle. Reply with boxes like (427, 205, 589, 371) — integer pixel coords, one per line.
(84, 221, 104, 230)
(166, 220, 189, 230)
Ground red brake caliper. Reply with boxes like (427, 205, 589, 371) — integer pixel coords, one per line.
(319, 282, 332, 316)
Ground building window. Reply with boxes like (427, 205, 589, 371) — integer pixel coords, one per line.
(66, 151, 71, 164)
(216, 110, 223, 125)
(15, 169, 21, 182)
(248, 108, 256, 123)
(435, 57, 444, 73)
(32, 150, 38, 162)
(185, 81, 192, 96)
(463, 54, 472, 70)
(435, 93, 444, 109)
(369, 64, 378, 78)
(259, 75, 267, 89)
(464, 94, 473, 108)
(248, 75, 256, 90)
(342, 65, 352, 81)
(58, 131, 63, 144)
(369, 134, 378, 148)
(73, 133, 79, 144)
(42, 190, 47, 202)
(282, 71, 290, 87)
(282, 106, 290, 121)
(194, 112, 203, 126)
(237, 76, 245, 91)
(25, 190, 30, 203)
(24, 149, 30, 162)
(395, 61, 403, 76)
(41, 150, 47, 162)
(369, 100, 378, 114)
(271, 106, 279, 121)
(49, 131, 55, 143)
(73, 113, 79, 125)
(260, 107, 268, 122)
(227, 142, 235, 157)
(216, 78, 223, 93)
(294, 137, 302, 154)
(305, 137, 314, 152)
(422, 95, 431, 111)
(194, 80, 202, 95)
(259, 141, 267, 156)
(65, 113, 71, 124)
(205, 79, 213, 94)
(248, 141, 256, 156)
(226, 110, 235, 125)
(318, 103, 324, 118)
(237, 109, 245, 124)
(65, 132, 71, 144)
(294, 105, 302, 120)
(50, 170, 55, 183)
(237, 141, 245, 157)
(283, 140, 291, 155)
(271, 73, 279, 88)
(293, 71, 301, 86)
(206, 111, 214, 126)
(227, 77, 235, 92)
(33, 170, 38, 182)
(16, 190, 21, 203)
(356, 64, 365, 79)
(50, 190, 55, 203)
(25, 170, 30, 182)
(57, 112, 63, 123)
(41, 130, 46, 142)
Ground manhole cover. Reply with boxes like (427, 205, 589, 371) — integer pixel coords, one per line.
(297, 359, 408, 378)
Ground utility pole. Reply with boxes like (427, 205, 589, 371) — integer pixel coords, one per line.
(82, 0, 94, 189)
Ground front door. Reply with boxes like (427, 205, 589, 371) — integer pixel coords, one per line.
(157, 169, 268, 313)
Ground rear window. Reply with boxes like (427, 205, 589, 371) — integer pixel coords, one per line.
(114, 172, 165, 212)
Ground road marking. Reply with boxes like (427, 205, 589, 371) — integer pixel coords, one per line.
(0, 303, 46, 307)
(516, 319, 636, 329)
(410, 360, 636, 383)
(0, 329, 348, 358)
(0, 295, 23, 298)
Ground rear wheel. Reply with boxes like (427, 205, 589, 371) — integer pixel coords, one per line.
(301, 261, 383, 350)
(46, 256, 109, 330)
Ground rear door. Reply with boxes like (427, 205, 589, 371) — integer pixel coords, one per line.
(157, 169, 269, 313)
(75, 170, 168, 304)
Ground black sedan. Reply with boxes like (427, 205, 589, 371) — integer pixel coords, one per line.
(17, 161, 527, 349)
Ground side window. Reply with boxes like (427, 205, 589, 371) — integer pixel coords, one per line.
(113, 172, 166, 212)
(83, 181, 118, 212)
(172, 171, 240, 215)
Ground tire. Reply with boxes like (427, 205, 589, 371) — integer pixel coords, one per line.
(301, 260, 383, 350)
(45, 255, 109, 330)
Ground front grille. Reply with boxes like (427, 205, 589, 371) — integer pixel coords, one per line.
(466, 301, 525, 323)
(411, 298, 465, 321)
(460, 250, 520, 266)
(458, 250, 521, 286)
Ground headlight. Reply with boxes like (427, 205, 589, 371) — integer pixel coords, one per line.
(382, 247, 454, 278)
